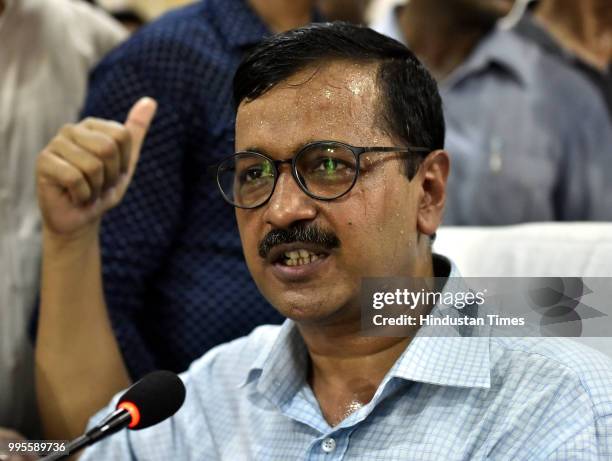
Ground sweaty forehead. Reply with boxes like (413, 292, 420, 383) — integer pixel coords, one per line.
(235, 61, 385, 154)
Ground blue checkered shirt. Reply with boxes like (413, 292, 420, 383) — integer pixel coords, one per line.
(80, 258, 612, 460)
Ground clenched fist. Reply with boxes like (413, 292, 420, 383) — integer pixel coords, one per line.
(36, 97, 157, 239)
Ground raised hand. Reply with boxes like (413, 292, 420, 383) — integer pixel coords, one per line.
(36, 97, 157, 238)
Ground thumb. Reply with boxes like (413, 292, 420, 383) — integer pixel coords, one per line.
(124, 97, 158, 173)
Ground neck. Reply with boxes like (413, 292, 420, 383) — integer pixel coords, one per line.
(248, 0, 313, 33)
(298, 249, 434, 424)
(535, 0, 612, 70)
(299, 322, 412, 397)
(398, 1, 492, 80)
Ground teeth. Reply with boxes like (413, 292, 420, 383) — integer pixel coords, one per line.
(284, 249, 314, 260)
(282, 250, 322, 266)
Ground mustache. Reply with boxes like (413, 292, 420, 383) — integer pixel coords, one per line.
(258, 224, 341, 259)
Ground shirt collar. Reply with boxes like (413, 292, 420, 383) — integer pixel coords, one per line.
(239, 319, 308, 408)
(240, 254, 491, 406)
(444, 25, 532, 89)
(385, 255, 491, 389)
(515, 13, 569, 60)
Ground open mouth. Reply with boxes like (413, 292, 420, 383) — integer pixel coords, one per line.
(266, 243, 333, 282)
(280, 249, 328, 267)
(267, 243, 332, 268)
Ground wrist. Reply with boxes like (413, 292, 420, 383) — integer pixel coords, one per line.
(42, 223, 101, 255)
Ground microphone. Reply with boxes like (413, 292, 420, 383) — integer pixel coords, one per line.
(42, 370, 186, 460)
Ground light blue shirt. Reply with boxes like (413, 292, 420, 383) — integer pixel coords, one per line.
(372, 10, 612, 225)
(80, 257, 612, 460)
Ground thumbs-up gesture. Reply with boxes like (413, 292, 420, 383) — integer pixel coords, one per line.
(37, 97, 157, 239)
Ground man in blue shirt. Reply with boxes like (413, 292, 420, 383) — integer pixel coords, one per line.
(516, 0, 611, 120)
(36, 23, 612, 459)
(372, 0, 612, 224)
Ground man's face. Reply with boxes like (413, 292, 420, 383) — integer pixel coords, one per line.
(235, 61, 428, 324)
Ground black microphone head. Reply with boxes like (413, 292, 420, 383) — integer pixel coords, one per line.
(117, 370, 186, 430)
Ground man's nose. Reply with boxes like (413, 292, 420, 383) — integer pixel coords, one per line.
(262, 167, 317, 229)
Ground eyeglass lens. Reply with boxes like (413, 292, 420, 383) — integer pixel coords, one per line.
(217, 143, 358, 208)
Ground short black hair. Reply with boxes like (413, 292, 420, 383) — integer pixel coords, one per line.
(233, 22, 445, 177)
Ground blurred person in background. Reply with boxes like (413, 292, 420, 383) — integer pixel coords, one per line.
(372, 0, 515, 80)
(372, 0, 612, 225)
(33, 0, 330, 442)
(0, 0, 125, 444)
(516, 0, 612, 120)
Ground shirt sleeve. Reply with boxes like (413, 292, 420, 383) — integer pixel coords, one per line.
(81, 52, 187, 379)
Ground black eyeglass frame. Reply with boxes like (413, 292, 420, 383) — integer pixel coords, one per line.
(211, 140, 432, 209)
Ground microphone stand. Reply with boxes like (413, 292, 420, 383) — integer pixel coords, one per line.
(41, 408, 131, 460)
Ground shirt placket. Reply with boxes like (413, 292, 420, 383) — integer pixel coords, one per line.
(306, 427, 354, 461)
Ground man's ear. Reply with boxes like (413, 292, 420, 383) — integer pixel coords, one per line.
(416, 149, 449, 236)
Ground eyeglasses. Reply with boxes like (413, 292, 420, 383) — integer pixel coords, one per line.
(212, 140, 431, 209)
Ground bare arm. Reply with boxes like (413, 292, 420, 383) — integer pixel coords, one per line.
(35, 98, 157, 440)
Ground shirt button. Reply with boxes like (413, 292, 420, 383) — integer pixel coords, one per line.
(321, 437, 336, 453)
